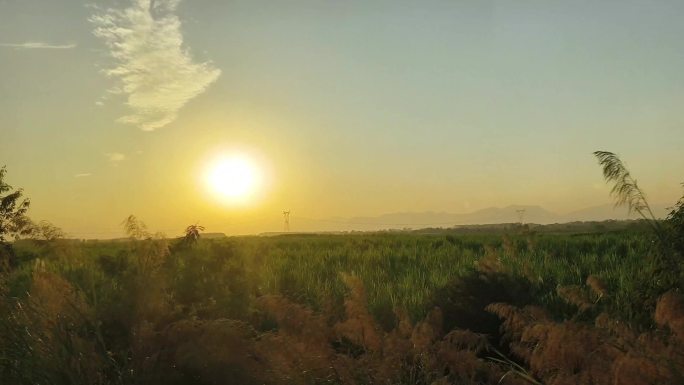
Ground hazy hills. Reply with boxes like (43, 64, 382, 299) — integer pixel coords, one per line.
(71, 204, 675, 239)
(321, 203, 673, 231)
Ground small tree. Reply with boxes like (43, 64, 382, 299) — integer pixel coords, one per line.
(664, 186, 684, 258)
(29, 220, 66, 242)
(183, 224, 205, 246)
(121, 215, 169, 275)
(0, 166, 32, 270)
(0, 166, 31, 243)
(122, 214, 150, 240)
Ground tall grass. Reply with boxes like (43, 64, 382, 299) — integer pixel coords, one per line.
(1, 226, 680, 384)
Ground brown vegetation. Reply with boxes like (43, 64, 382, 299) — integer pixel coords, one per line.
(488, 289, 684, 385)
(4, 243, 684, 385)
(115, 272, 535, 385)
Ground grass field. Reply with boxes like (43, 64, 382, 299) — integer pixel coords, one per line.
(3, 221, 683, 385)
(6, 224, 658, 322)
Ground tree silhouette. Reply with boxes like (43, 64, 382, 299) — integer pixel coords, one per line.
(0, 166, 31, 243)
(665, 187, 684, 258)
(183, 223, 205, 245)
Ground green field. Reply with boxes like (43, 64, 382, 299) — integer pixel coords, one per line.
(6, 225, 659, 324)
(3, 220, 683, 385)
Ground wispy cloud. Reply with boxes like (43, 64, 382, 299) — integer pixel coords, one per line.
(90, 0, 221, 131)
(74, 173, 92, 178)
(0, 42, 77, 50)
(105, 152, 126, 162)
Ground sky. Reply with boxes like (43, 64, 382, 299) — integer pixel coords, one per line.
(1, 0, 683, 238)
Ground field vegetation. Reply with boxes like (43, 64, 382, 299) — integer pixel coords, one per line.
(1, 154, 683, 385)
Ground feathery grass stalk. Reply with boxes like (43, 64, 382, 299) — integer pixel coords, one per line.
(593, 151, 662, 237)
(488, 348, 544, 385)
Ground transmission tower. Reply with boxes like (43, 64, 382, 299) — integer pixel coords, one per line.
(516, 209, 526, 225)
(283, 210, 290, 232)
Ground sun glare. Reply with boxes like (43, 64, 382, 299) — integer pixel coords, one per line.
(205, 155, 262, 204)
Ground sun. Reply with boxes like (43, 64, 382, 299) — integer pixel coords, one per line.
(204, 154, 262, 204)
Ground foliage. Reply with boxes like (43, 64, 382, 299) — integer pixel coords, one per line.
(183, 224, 205, 244)
(2, 221, 682, 384)
(664, 189, 684, 259)
(27, 220, 66, 241)
(0, 166, 31, 243)
(488, 291, 684, 385)
(593, 152, 650, 215)
(594, 150, 684, 293)
(122, 214, 150, 240)
(171, 223, 206, 252)
(593, 151, 661, 233)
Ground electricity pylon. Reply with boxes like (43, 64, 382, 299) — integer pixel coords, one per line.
(283, 210, 290, 232)
(516, 209, 526, 225)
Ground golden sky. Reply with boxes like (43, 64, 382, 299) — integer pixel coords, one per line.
(1, 0, 683, 238)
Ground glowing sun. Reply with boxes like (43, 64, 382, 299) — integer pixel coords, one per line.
(204, 154, 262, 204)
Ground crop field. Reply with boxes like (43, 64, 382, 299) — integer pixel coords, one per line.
(2, 220, 683, 385)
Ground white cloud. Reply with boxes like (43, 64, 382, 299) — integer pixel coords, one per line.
(105, 152, 126, 162)
(74, 173, 92, 178)
(0, 42, 76, 49)
(90, 0, 221, 131)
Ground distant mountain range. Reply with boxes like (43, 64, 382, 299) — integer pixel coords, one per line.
(313, 203, 673, 231)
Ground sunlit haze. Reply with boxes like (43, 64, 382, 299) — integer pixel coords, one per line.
(1, 0, 683, 238)
(204, 153, 264, 206)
